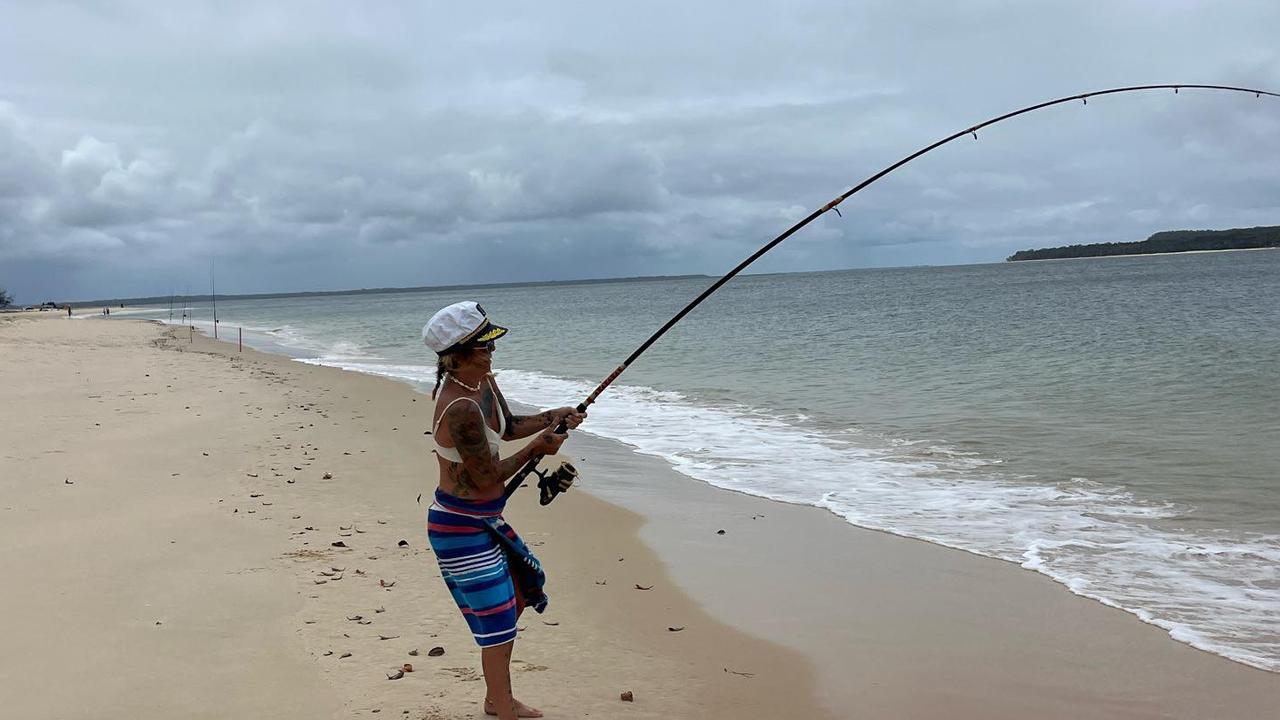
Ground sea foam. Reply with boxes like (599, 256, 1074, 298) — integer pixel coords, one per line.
(178, 317, 1280, 673)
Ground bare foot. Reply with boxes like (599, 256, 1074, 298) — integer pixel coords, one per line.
(484, 697, 543, 718)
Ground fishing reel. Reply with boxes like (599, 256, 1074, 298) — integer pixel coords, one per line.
(533, 459, 578, 506)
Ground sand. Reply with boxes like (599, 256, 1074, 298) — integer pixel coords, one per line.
(0, 314, 825, 719)
(2, 313, 1276, 718)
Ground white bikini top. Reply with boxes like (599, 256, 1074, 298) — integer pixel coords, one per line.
(432, 378, 506, 463)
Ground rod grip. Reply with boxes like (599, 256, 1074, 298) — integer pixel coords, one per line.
(501, 408, 577, 500)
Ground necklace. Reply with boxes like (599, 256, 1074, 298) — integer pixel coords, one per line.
(446, 373, 482, 393)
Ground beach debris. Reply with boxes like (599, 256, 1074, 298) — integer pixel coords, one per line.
(331, 566, 345, 572)
(542, 621, 559, 626)
(331, 541, 348, 548)
(293, 466, 302, 470)
(401, 663, 413, 673)
(716, 529, 726, 535)
(246, 473, 258, 478)
(386, 669, 404, 680)
(378, 635, 399, 641)
(202, 452, 209, 456)
(595, 580, 607, 586)
(322, 472, 332, 479)
(668, 626, 685, 632)
(377, 519, 387, 525)
(408, 649, 419, 657)
(286, 479, 295, 484)
(343, 451, 351, 455)
(397, 540, 409, 547)
(304, 526, 317, 531)
(380, 579, 396, 588)
(322, 650, 333, 656)
(347, 615, 363, 621)
(752, 514, 764, 520)
(339, 652, 352, 659)
(64, 478, 74, 485)
(427, 646, 445, 657)
(354, 569, 366, 576)
(634, 584, 653, 591)
(292, 515, 302, 519)
(320, 571, 338, 577)
(620, 691, 634, 702)
(374, 606, 385, 613)
(724, 667, 755, 678)
(314, 579, 327, 585)
(250, 493, 263, 498)
(340, 525, 352, 530)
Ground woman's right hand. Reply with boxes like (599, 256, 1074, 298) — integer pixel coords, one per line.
(532, 428, 568, 455)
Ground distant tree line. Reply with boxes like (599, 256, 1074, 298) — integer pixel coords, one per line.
(1007, 225, 1280, 261)
(0, 287, 11, 307)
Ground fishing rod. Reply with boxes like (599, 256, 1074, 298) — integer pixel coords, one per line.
(503, 83, 1280, 504)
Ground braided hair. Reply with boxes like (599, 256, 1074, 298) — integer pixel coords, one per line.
(431, 350, 467, 399)
(432, 357, 447, 399)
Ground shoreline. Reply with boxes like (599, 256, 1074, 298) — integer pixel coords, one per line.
(4, 315, 1277, 718)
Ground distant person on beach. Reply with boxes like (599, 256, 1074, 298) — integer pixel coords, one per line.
(423, 301, 584, 720)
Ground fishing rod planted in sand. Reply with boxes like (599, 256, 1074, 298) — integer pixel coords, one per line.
(504, 83, 1280, 505)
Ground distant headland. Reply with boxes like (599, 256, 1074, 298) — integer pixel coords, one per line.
(1006, 225, 1280, 262)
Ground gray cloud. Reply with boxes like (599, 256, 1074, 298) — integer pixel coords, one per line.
(1, 1, 1278, 302)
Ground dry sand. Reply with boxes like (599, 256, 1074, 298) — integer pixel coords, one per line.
(0, 314, 826, 719)
(2, 313, 1277, 719)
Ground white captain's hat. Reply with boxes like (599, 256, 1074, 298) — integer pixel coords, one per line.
(422, 301, 508, 354)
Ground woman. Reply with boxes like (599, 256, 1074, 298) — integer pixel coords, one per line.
(423, 301, 585, 720)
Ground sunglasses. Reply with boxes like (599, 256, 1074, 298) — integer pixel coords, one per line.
(470, 341, 496, 352)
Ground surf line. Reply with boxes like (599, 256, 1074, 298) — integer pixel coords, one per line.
(503, 83, 1280, 505)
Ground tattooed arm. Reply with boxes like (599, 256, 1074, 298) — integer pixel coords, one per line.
(488, 380, 586, 440)
(441, 400, 565, 494)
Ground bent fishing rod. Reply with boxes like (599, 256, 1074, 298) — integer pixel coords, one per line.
(504, 83, 1280, 504)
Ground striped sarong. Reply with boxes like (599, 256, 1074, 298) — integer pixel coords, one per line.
(426, 489, 548, 647)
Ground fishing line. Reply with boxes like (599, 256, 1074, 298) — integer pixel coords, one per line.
(505, 83, 1280, 503)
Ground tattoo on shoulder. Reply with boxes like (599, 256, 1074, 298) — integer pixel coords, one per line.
(480, 388, 496, 422)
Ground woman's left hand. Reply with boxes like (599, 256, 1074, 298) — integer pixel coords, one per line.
(552, 407, 587, 429)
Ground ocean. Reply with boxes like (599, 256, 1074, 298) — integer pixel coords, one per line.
(126, 249, 1280, 672)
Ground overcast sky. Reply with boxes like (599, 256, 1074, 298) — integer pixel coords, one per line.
(2, 1, 1278, 302)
